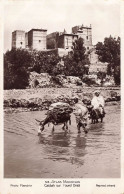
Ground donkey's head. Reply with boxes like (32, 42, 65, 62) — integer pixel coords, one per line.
(39, 121, 45, 131)
(35, 119, 45, 134)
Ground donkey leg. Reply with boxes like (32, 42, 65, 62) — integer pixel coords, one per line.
(91, 119, 93, 124)
(69, 118, 71, 125)
(51, 123, 54, 132)
(38, 126, 42, 136)
(62, 123, 65, 130)
(77, 123, 81, 133)
(65, 122, 68, 130)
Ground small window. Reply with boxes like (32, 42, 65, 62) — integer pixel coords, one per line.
(39, 40, 41, 43)
(87, 47, 89, 50)
(20, 42, 23, 45)
(86, 36, 88, 40)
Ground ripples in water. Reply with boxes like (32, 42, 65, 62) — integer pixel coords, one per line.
(4, 105, 120, 178)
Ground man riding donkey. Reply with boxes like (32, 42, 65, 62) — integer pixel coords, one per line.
(90, 90, 105, 123)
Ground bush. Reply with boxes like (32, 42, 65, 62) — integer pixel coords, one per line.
(82, 77, 96, 86)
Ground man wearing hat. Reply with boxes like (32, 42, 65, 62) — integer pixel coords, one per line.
(91, 90, 105, 116)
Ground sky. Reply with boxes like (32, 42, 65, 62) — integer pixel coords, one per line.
(4, 0, 120, 52)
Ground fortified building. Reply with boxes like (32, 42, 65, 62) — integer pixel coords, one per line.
(11, 24, 107, 73)
(12, 28, 47, 50)
(12, 24, 92, 52)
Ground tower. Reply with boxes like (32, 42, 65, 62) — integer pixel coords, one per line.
(72, 24, 92, 50)
(12, 30, 25, 49)
(28, 29, 47, 50)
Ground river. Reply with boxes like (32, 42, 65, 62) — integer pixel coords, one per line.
(4, 105, 120, 178)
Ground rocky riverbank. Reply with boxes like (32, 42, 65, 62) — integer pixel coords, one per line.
(4, 87, 120, 113)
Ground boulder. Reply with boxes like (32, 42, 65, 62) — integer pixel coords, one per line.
(110, 91, 117, 97)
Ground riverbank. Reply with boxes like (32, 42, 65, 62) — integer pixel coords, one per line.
(4, 86, 120, 113)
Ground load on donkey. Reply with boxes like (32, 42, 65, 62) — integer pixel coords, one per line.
(36, 99, 89, 135)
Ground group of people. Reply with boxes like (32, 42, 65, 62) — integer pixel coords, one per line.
(73, 90, 105, 130)
(37, 90, 105, 135)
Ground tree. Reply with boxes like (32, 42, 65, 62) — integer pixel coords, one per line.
(4, 48, 61, 89)
(4, 48, 32, 89)
(47, 39, 56, 49)
(97, 71, 106, 86)
(30, 50, 60, 75)
(96, 36, 120, 85)
(63, 38, 90, 77)
(73, 38, 87, 62)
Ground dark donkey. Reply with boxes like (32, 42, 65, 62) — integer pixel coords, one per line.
(87, 105, 105, 124)
(36, 102, 72, 135)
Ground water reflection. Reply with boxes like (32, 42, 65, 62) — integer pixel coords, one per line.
(70, 134, 87, 165)
(38, 131, 71, 147)
(4, 105, 120, 178)
(75, 134, 86, 148)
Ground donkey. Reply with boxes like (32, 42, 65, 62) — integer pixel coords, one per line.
(36, 102, 73, 135)
(87, 105, 105, 124)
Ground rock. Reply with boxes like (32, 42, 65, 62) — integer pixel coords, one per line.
(106, 101, 119, 106)
(116, 95, 121, 101)
(105, 98, 112, 102)
(4, 100, 10, 107)
(20, 99, 29, 107)
(110, 91, 117, 97)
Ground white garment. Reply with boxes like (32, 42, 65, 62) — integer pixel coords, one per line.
(73, 103, 88, 117)
(91, 95, 105, 109)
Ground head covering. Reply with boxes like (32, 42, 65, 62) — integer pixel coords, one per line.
(94, 90, 100, 95)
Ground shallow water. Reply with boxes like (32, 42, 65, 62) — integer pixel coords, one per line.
(4, 105, 120, 178)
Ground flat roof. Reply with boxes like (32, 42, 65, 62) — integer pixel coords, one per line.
(59, 33, 78, 37)
(28, 28, 47, 33)
(12, 30, 25, 33)
(72, 26, 92, 29)
(80, 27, 91, 29)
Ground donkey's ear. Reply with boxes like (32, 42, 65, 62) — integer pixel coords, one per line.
(35, 119, 41, 123)
(40, 121, 44, 125)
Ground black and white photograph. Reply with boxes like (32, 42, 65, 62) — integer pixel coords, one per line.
(1, 0, 124, 193)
